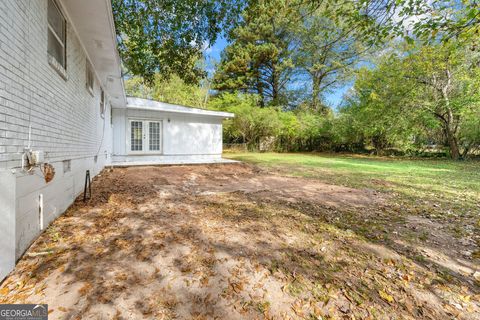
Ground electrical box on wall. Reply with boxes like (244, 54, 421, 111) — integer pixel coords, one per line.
(31, 151, 44, 165)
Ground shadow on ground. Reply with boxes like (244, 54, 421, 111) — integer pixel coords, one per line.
(0, 164, 478, 319)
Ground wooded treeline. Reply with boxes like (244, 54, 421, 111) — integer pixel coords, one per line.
(117, 0, 480, 159)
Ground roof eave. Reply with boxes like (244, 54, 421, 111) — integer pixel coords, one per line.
(59, 0, 126, 108)
(124, 97, 235, 118)
(126, 105, 235, 119)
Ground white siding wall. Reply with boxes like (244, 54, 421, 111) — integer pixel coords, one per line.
(112, 108, 223, 163)
(0, 0, 113, 280)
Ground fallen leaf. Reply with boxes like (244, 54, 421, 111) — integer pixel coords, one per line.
(402, 274, 412, 282)
(291, 300, 304, 317)
(313, 304, 323, 317)
(16, 281, 25, 291)
(473, 271, 480, 282)
(78, 283, 92, 296)
(379, 290, 394, 303)
(230, 281, 244, 293)
(0, 287, 9, 296)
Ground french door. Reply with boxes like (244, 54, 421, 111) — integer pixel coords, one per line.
(130, 120, 162, 153)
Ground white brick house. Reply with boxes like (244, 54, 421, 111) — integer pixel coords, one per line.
(0, 0, 233, 281)
(0, 0, 125, 280)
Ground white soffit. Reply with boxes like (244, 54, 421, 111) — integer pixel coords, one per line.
(60, 0, 126, 108)
(126, 97, 235, 118)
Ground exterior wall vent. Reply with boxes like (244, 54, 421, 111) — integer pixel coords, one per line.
(63, 160, 71, 173)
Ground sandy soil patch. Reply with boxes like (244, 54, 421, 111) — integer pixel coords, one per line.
(0, 164, 478, 319)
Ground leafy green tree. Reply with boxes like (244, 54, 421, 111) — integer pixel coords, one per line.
(112, 0, 478, 84)
(309, 0, 480, 45)
(208, 92, 281, 148)
(115, 0, 480, 157)
(213, 0, 297, 106)
(151, 75, 209, 108)
(293, 3, 363, 112)
(339, 69, 421, 154)
(124, 76, 154, 98)
(332, 111, 366, 152)
(209, 92, 336, 152)
(112, 0, 245, 83)
(459, 106, 480, 157)
(389, 0, 480, 43)
(400, 43, 480, 159)
(293, 110, 334, 151)
(125, 74, 209, 108)
(276, 111, 300, 150)
(342, 42, 480, 158)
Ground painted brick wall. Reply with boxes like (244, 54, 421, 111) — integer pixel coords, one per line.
(0, 0, 114, 280)
(0, 0, 111, 170)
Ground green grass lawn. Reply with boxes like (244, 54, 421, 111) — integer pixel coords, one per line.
(225, 152, 480, 214)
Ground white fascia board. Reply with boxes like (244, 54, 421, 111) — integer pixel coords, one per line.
(126, 98, 235, 118)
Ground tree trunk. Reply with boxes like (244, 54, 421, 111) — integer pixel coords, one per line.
(255, 72, 265, 107)
(312, 76, 321, 112)
(445, 128, 461, 160)
(462, 143, 472, 159)
(310, 70, 329, 114)
(271, 64, 280, 104)
(440, 68, 461, 160)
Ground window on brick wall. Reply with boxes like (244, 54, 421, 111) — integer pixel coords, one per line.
(47, 0, 66, 69)
(100, 88, 105, 117)
(86, 60, 94, 94)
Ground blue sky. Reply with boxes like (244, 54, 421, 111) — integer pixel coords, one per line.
(204, 36, 227, 63)
(204, 36, 352, 108)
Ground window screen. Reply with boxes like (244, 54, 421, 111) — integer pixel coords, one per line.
(131, 121, 143, 151)
(47, 0, 66, 68)
(149, 122, 161, 151)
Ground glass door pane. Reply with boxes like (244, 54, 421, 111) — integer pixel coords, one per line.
(131, 121, 143, 151)
(149, 122, 161, 151)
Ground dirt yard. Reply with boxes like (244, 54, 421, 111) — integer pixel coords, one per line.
(1, 163, 479, 319)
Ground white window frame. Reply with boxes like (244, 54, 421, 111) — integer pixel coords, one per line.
(47, 0, 66, 69)
(127, 119, 163, 154)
